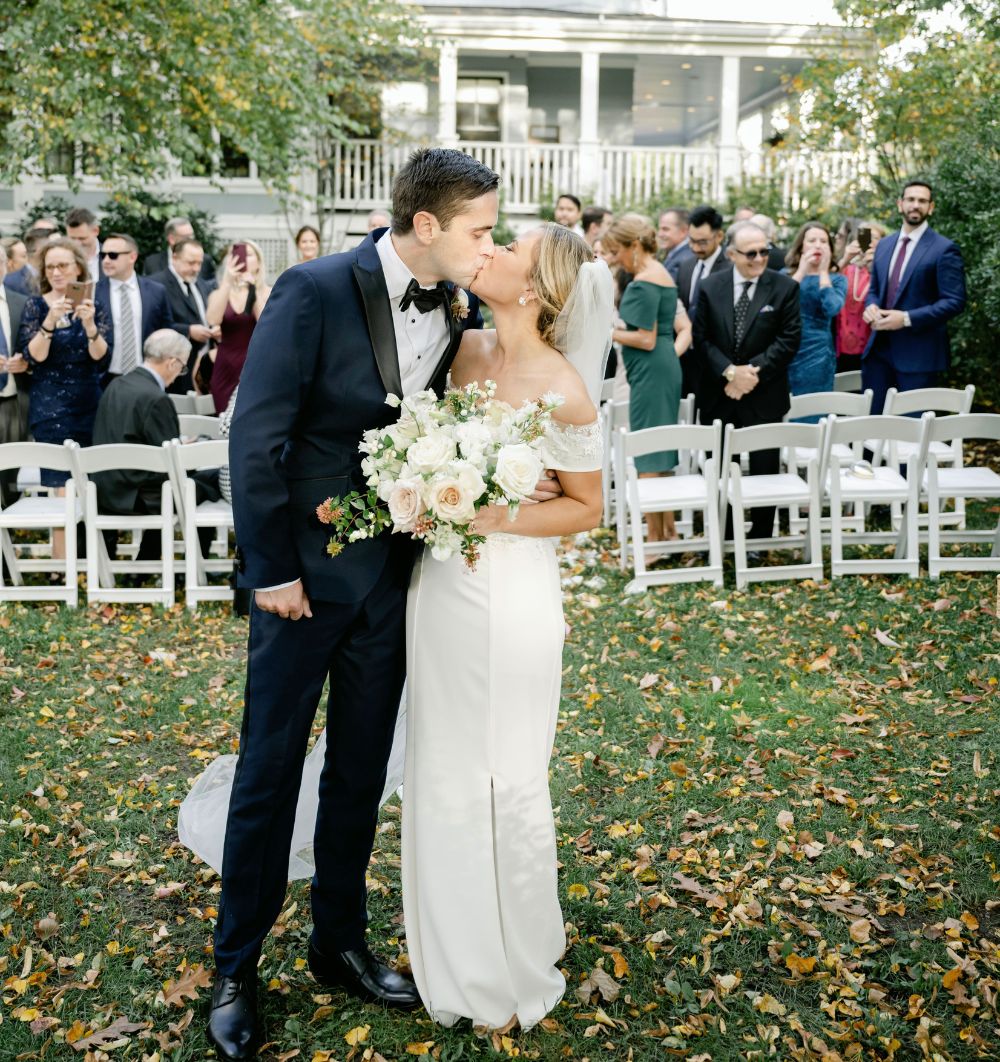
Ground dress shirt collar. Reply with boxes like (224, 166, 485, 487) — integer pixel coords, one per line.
(732, 268, 759, 294)
(376, 229, 438, 303)
(698, 245, 723, 275)
(110, 272, 139, 293)
(0, 284, 6, 305)
(899, 219, 928, 246)
(138, 362, 166, 391)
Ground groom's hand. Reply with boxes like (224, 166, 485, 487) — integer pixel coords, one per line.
(255, 580, 313, 621)
(525, 469, 563, 505)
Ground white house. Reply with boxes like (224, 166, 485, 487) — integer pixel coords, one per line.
(0, 0, 868, 272)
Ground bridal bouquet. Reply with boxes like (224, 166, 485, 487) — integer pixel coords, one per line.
(316, 382, 561, 568)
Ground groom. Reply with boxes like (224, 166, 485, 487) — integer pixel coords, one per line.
(210, 149, 500, 1059)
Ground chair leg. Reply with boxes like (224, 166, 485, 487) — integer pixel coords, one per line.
(829, 475, 843, 577)
(926, 477, 940, 579)
(731, 477, 748, 590)
(64, 512, 78, 608)
(1, 528, 23, 586)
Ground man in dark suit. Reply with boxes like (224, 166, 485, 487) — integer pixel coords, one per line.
(657, 208, 694, 279)
(95, 233, 176, 388)
(863, 179, 967, 412)
(0, 244, 30, 504)
(147, 238, 219, 394)
(208, 148, 499, 1060)
(693, 221, 801, 541)
(142, 215, 218, 288)
(3, 227, 53, 296)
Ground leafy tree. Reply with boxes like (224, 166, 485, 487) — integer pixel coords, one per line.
(790, 0, 1000, 195)
(0, 0, 421, 204)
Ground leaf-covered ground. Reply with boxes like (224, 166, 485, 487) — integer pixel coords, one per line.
(1, 542, 998, 1061)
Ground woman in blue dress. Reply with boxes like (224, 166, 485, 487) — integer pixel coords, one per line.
(785, 222, 846, 403)
(18, 237, 110, 557)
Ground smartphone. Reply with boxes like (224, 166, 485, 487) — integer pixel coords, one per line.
(65, 280, 95, 307)
(231, 242, 248, 269)
(857, 227, 872, 253)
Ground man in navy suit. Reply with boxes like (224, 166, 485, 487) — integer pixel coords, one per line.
(208, 149, 501, 1060)
(863, 180, 967, 412)
(94, 233, 176, 388)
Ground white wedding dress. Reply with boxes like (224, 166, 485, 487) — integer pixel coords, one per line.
(401, 416, 602, 1030)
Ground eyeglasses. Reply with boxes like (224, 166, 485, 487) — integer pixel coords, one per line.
(732, 248, 769, 261)
(689, 237, 717, 248)
(99, 250, 131, 260)
(45, 261, 76, 273)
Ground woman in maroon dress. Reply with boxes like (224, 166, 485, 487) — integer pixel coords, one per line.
(835, 221, 886, 373)
(204, 239, 271, 412)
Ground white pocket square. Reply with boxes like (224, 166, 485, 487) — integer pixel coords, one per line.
(759, 305, 775, 313)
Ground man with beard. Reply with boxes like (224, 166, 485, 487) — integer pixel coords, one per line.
(862, 180, 966, 412)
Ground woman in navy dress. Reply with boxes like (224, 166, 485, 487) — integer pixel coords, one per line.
(19, 237, 110, 556)
(785, 222, 846, 403)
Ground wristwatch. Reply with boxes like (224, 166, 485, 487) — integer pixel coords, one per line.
(723, 365, 737, 383)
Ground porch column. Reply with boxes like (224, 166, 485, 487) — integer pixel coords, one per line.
(578, 50, 601, 198)
(438, 40, 459, 148)
(717, 55, 742, 197)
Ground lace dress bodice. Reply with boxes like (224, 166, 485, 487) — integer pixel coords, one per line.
(540, 418, 602, 473)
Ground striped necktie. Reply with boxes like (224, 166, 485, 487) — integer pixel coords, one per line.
(118, 285, 138, 373)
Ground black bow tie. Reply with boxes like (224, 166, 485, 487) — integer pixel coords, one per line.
(399, 278, 448, 314)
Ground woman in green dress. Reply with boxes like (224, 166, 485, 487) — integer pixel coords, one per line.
(604, 214, 691, 541)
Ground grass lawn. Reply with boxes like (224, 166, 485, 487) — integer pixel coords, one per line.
(1, 539, 998, 1061)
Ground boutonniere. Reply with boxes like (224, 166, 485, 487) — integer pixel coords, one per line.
(450, 288, 470, 321)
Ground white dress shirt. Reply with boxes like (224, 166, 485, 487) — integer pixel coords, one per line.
(886, 219, 928, 288)
(375, 229, 450, 396)
(0, 286, 16, 398)
(169, 262, 209, 326)
(87, 248, 101, 285)
(732, 268, 759, 305)
(689, 245, 723, 305)
(108, 274, 143, 374)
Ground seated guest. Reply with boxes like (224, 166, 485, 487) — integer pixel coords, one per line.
(295, 225, 322, 263)
(367, 210, 391, 232)
(581, 206, 611, 248)
(143, 216, 218, 288)
(554, 193, 584, 233)
(147, 238, 219, 393)
(92, 329, 218, 559)
(786, 222, 847, 402)
(0, 243, 31, 504)
(750, 214, 787, 271)
(657, 208, 694, 279)
(95, 233, 176, 387)
(835, 221, 886, 372)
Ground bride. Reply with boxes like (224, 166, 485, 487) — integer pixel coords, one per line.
(180, 222, 613, 1031)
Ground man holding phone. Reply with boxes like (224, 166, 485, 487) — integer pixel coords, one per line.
(862, 180, 967, 412)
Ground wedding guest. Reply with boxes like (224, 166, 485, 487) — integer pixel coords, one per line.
(554, 194, 583, 233)
(833, 217, 861, 266)
(581, 206, 611, 248)
(657, 208, 694, 279)
(143, 216, 218, 288)
(30, 217, 61, 236)
(6, 228, 51, 296)
(836, 221, 886, 372)
(604, 214, 692, 541)
(205, 240, 271, 413)
(863, 180, 966, 411)
(1, 238, 28, 281)
(295, 225, 322, 263)
(785, 222, 847, 401)
(733, 206, 755, 222)
(65, 207, 102, 283)
(18, 237, 110, 557)
(750, 213, 787, 272)
(0, 244, 30, 504)
(367, 210, 390, 232)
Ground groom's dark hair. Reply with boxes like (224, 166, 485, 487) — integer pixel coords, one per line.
(392, 148, 499, 235)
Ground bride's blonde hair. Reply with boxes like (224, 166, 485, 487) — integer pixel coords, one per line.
(530, 223, 593, 348)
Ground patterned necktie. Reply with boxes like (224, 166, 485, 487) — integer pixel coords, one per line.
(734, 280, 752, 349)
(885, 236, 911, 308)
(118, 284, 138, 373)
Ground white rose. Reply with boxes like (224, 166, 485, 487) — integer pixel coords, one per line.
(494, 443, 543, 500)
(428, 476, 476, 524)
(387, 479, 423, 531)
(429, 525, 463, 561)
(454, 421, 493, 460)
(407, 432, 457, 475)
(451, 460, 487, 505)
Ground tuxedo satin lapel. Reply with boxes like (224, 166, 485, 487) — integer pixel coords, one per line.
(352, 253, 402, 399)
(427, 286, 462, 396)
(891, 231, 933, 305)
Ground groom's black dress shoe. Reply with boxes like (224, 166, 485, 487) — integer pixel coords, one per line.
(308, 941, 420, 1009)
(207, 973, 258, 1060)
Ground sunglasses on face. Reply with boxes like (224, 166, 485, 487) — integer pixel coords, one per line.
(99, 250, 132, 261)
(732, 248, 769, 261)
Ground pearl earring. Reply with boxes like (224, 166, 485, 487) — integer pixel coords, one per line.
(518, 295, 527, 306)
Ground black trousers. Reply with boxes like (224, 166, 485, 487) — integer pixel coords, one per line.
(713, 395, 782, 541)
(212, 573, 408, 977)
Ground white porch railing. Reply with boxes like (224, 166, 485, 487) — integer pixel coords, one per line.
(327, 139, 873, 217)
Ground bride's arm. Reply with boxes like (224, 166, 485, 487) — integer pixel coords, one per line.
(472, 468, 601, 538)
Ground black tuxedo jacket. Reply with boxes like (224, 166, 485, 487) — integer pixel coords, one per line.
(692, 268, 801, 424)
(147, 268, 214, 393)
(229, 229, 482, 602)
(143, 249, 218, 290)
(676, 252, 732, 315)
(92, 367, 180, 513)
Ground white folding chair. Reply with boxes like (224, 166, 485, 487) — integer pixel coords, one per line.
(834, 370, 863, 393)
(720, 422, 824, 589)
(616, 422, 723, 587)
(599, 377, 616, 405)
(923, 414, 1000, 578)
(875, 386, 976, 530)
(167, 440, 234, 609)
(73, 443, 176, 606)
(601, 399, 629, 527)
(192, 393, 217, 415)
(169, 393, 197, 415)
(784, 390, 873, 535)
(827, 413, 933, 578)
(178, 414, 223, 440)
(0, 442, 81, 606)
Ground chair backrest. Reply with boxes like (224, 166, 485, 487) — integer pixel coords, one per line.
(828, 412, 932, 447)
(607, 399, 629, 432)
(928, 413, 1000, 447)
(172, 438, 229, 472)
(834, 370, 863, 393)
(677, 393, 695, 427)
(73, 442, 173, 476)
(179, 414, 223, 439)
(786, 389, 873, 421)
(192, 394, 217, 415)
(884, 385, 975, 416)
(621, 421, 721, 462)
(599, 378, 616, 404)
(724, 420, 824, 460)
(169, 393, 197, 415)
(0, 440, 76, 475)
